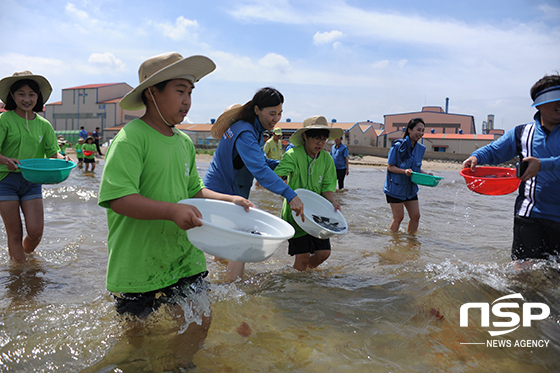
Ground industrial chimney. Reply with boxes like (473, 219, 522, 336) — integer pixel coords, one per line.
(445, 97, 449, 113)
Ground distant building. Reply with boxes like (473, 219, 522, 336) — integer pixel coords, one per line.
(42, 83, 144, 142)
(346, 121, 384, 147)
(384, 106, 476, 135)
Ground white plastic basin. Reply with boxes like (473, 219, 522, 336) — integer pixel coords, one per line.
(292, 189, 348, 239)
(178, 199, 295, 262)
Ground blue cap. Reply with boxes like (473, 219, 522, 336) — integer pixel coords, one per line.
(532, 85, 560, 107)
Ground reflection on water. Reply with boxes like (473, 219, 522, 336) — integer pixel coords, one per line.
(0, 160, 559, 372)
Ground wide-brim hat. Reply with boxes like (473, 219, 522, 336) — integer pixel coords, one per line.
(210, 103, 246, 139)
(85, 136, 94, 142)
(120, 52, 216, 111)
(78, 138, 85, 143)
(289, 115, 343, 146)
(0, 70, 52, 104)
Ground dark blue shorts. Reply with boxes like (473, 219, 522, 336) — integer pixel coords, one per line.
(0, 172, 42, 202)
(288, 234, 331, 256)
(512, 216, 560, 260)
(385, 194, 418, 204)
(112, 272, 209, 318)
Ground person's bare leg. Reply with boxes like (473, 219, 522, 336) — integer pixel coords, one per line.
(0, 201, 25, 262)
(389, 203, 405, 232)
(293, 253, 311, 271)
(20, 199, 44, 254)
(226, 261, 245, 281)
(308, 250, 331, 268)
(404, 200, 420, 234)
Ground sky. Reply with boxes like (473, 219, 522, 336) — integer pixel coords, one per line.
(1, 0, 559, 132)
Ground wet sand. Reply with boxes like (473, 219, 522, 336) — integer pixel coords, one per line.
(195, 153, 464, 172)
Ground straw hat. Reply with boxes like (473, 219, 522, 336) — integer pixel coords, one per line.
(210, 103, 246, 139)
(0, 70, 52, 104)
(120, 52, 216, 111)
(78, 138, 85, 143)
(289, 116, 343, 147)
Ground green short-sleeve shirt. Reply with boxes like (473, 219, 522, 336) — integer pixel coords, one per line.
(74, 143, 84, 159)
(98, 119, 206, 293)
(274, 146, 337, 238)
(82, 143, 96, 159)
(0, 111, 60, 181)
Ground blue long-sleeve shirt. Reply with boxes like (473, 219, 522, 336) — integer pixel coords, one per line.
(471, 112, 560, 223)
(204, 118, 296, 201)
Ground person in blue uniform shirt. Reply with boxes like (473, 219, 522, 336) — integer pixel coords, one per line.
(463, 74, 560, 261)
(330, 136, 349, 189)
(204, 87, 304, 280)
(383, 117, 431, 234)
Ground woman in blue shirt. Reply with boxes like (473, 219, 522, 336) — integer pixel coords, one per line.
(383, 117, 429, 234)
(204, 87, 303, 280)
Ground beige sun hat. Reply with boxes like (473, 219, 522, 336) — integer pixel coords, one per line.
(289, 115, 343, 147)
(119, 52, 216, 111)
(0, 70, 53, 104)
(210, 103, 246, 139)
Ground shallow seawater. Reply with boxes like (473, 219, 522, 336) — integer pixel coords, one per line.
(1, 160, 559, 372)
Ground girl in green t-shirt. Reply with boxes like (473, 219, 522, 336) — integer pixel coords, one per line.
(0, 71, 71, 262)
(82, 136, 97, 171)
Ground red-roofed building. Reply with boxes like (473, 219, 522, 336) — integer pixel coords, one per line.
(41, 83, 144, 142)
(384, 106, 476, 135)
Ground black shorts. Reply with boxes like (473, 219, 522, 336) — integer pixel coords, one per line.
(288, 234, 331, 256)
(512, 216, 560, 260)
(83, 158, 95, 164)
(385, 194, 418, 204)
(112, 272, 209, 318)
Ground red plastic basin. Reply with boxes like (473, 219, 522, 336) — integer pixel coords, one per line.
(460, 167, 520, 195)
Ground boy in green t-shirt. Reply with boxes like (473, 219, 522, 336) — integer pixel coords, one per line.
(274, 115, 343, 271)
(96, 52, 252, 371)
(74, 138, 84, 168)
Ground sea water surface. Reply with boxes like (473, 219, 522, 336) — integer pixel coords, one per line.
(1, 159, 559, 372)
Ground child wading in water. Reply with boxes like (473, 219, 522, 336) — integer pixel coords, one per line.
(0, 70, 71, 262)
(274, 115, 342, 271)
(93, 52, 253, 372)
(74, 138, 85, 168)
(82, 136, 96, 171)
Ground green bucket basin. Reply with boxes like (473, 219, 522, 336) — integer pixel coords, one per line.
(18, 158, 77, 184)
(410, 171, 444, 187)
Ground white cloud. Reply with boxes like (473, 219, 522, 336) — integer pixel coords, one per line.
(153, 16, 199, 41)
(0, 53, 65, 76)
(88, 52, 126, 71)
(258, 53, 291, 74)
(370, 59, 407, 69)
(65, 3, 90, 21)
(313, 30, 344, 45)
(538, 4, 560, 20)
